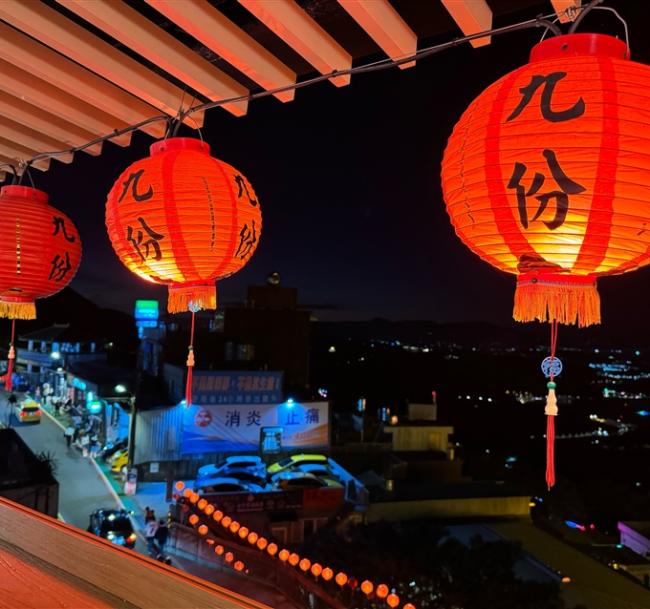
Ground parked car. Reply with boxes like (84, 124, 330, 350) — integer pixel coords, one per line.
(267, 454, 328, 475)
(271, 471, 342, 490)
(101, 438, 128, 462)
(197, 455, 266, 481)
(196, 476, 265, 494)
(110, 449, 129, 474)
(294, 463, 335, 478)
(14, 398, 41, 424)
(88, 509, 137, 548)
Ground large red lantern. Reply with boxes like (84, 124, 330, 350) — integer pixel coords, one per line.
(106, 137, 261, 313)
(0, 185, 81, 390)
(442, 33, 650, 487)
(106, 137, 261, 405)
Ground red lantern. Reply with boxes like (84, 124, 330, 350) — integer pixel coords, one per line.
(322, 567, 334, 582)
(106, 137, 261, 406)
(441, 33, 650, 488)
(299, 558, 311, 572)
(387, 593, 400, 608)
(0, 185, 81, 390)
(376, 584, 389, 599)
(361, 580, 374, 595)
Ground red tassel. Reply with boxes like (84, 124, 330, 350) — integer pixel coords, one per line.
(184, 311, 196, 407)
(5, 319, 16, 392)
(546, 415, 555, 489)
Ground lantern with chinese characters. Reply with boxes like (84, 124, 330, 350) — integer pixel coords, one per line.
(441, 33, 650, 487)
(106, 137, 261, 406)
(0, 185, 81, 390)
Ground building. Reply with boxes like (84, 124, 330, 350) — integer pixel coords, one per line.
(0, 428, 58, 517)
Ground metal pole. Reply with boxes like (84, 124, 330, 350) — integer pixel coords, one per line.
(127, 396, 136, 468)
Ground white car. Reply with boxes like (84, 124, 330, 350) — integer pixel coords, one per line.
(271, 471, 342, 490)
(197, 455, 265, 481)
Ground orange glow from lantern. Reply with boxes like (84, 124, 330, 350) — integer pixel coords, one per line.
(174, 481, 185, 491)
(322, 567, 334, 581)
(215, 545, 224, 556)
(183, 488, 192, 498)
(188, 514, 199, 526)
(238, 526, 249, 539)
(387, 593, 400, 608)
(197, 525, 208, 536)
(248, 532, 259, 545)
(257, 537, 268, 551)
(225, 552, 234, 563)
(299, 558, 311, 572)
(288, 553, 300, 567)
(221, 516, 232, 528)
(376, 584, 389, 599)
(197, 499, 207, 510)
(311, 563, 323, 578)
(403, 604, 416, 609)
(204, 504, 215, 516)
(189, 493, 199, 504)
(361, 580, 374, 595)
(234, 560, 245, 572)
(229, 521, 240, 534)
(267, 543, 278, 556)
(213, 510, 223, 522)
(278, 549, 290, 562)
(335, 572, 348, 587)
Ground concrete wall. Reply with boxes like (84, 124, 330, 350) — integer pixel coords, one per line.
(367, 495, 531, 522)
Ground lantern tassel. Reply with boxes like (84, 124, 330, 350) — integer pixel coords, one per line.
(0, 301, 36, 320)
(5, 318, 16, 392)
(544, 321, 559, 490)
(514, 273, 600, 328)
(184, 311, 196, 408)
(168, 283, 216, 314)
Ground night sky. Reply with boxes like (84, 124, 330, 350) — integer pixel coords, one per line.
(28, 1, 650, 329)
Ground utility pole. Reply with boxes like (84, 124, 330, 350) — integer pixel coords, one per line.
(358, 397, 366, 443)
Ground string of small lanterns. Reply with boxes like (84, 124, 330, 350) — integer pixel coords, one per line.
(176, 481, 410, 608)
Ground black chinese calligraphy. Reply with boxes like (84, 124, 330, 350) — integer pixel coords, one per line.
(118, 169, 153, 203)
(49, 252, 72, 282)
(52, 217, 76, 243)
(225, 411, 241, 427)
(305, 408, 320, 424)
(234, 174, 258, 206)
(284, 411, 300, 426)
(507, 72, 585, 123)
(508, 149, 586, 231)
(235, 220, 257, 260)
(246, 410, 261, 426)
(127, 218, 164, 262)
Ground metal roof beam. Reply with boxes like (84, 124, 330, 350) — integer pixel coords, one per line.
(0, 116, 74, 163)
(0, 21, 164, 138)
(146, 0, 296, 102)
(337, 0, 417, 69)
(0, 0, 203, 128)
(551, 0, 582, 23)
(58, 0, 249, 117)
(0, 59, 132, 147)
(440, 1, 492, 48)
(0, 92, 102, 156)
(238, 0, 352, 87)
(0, 142, 50, 172)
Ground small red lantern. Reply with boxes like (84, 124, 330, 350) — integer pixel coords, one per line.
(225, 552, 234, 563)
(215, 545, 224, 556)
(288, 553, 300, 567)
(257, 537, 268, 551)
(188, 514, 199, 526)
(267, 543, 278, 556)
(213, 510, 223, 522)
(361, 580, 374, 595)
(238, 526, 249, 539)
(247, 532, 259, 545)
(0, 185, 81, 390)
(299, 558, 311, 572)
(197, 525, 208, 536)
(387, 593, 400, 608)
(376, 584, 389, 599)
(234, 560, 245, 572)
(335, 572, 348, 587)
(278, 549, 289, 562)
(311, 563, 323, 578)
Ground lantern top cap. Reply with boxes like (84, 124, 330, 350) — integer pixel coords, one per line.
(150, 137, 210, 157)
(530, 33, 629, 63)
(0, 185, 49, 204)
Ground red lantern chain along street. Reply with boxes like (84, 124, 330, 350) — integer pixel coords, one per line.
(0, 185, 82, 391)
(106, 137, 261, 405)
(442, 33, 650, 487)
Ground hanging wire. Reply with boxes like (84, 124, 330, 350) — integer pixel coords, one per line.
(0, 8, 568, 174)
(568, 0, 605, 34)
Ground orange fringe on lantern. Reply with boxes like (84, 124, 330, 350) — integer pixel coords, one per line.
(168, 283, 217, 314)
(0, 300, 36, 320)
(513, 274, 600, 328)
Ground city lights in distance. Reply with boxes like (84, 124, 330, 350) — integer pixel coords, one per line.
(115, 384, 127, 393)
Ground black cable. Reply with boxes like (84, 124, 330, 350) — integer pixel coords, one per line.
(0, 8, 580, 173)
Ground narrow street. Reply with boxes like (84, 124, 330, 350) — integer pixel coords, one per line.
(3, 399, 121, 529)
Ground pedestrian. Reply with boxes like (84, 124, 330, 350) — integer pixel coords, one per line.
(64, 425, 74, 448)
(53, 397, 61, 415)
(89, 435, 100, 459)
(144, 519, 158, 556)
(154, 519, 169, 556)
(145, 506, 156, 523)
(80, 431, 90, 457)
(72, 426, 80, 444)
